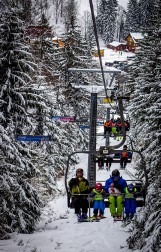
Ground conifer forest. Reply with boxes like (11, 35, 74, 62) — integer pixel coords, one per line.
(0, 1, 161, 251)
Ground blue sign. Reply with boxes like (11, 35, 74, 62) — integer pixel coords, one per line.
(16, 135, 50, 142)
(97, 121, 104, 125)
(51, 116, 61, 121)
(79, 125, 90, 129)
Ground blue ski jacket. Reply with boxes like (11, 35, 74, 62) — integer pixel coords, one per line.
(104, 176, 127, 193)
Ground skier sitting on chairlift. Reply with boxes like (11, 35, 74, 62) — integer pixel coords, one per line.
(104, 154, 114, 170)
(104, 169, 127, 219)
(104, 119, 112, 137)
(120, 145, 129, 169)
(69, 168, 89, 220)
(97, 155, 104, 170)
(91, 183, 105, 219)
(124, 183, 137, 220)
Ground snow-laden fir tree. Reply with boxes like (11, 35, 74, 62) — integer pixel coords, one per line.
(96, 0, 118, 43)
(56, 0, 101, 118)
(0, 6, 45, 238)
(25, 9, 90, 197)
(83, 12, 96, 52)
(124, 0, 140, 37)
(139, 0, 156, 31)
(115, 5, 126, 42)
(125, 1, 161, 250)
(96, 0, 105, 36)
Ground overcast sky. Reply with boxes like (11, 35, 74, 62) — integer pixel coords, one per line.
(118, 0, 128, 9)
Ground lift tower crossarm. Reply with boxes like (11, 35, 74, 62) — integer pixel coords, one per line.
(68, 68, 121, 74)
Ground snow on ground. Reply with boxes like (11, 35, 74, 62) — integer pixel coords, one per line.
(0, 36, 138, 252)
(0, 126, 142, 252)
(93, 46, 135, 65)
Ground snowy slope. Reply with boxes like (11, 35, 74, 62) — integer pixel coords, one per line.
(0, 126, 142, 252)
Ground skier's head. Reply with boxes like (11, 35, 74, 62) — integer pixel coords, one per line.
(127, 184, 134, 192)
(123, 145, 127, 150)
(95, 182, 103, 191)
(76, 168, 83, 178)
(112, 169, 120, 181)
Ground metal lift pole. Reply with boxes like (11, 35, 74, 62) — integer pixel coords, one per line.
(88, 93, 97, 188)
(67, 68, 121, 187)
(105, 107, 110, 147)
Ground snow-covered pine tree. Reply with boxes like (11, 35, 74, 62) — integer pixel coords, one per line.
(124, 0, 140, 37)
(24, 1, 92, 195)
(0, 6, 46, 238)
(96, 0, 105, 36)
(139, 0, 156, 31)
(57, 0, 97, 118)
(115, 5, 126, 42)
(16, 0, 32, 22)
(125, 1, 161, 250)
(97, 0, 118, 44)
(84, 12, 96, 52)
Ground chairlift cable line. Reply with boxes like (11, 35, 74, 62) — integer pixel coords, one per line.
(89, 0, 108, 98)
(89, 0, 117, 113)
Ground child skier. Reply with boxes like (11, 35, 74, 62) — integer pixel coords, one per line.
(124, 183, 137, 220)
(91, 182, 105, 219)
(108, 183, 121, 196)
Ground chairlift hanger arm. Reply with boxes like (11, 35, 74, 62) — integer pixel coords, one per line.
(106, 97, 126, 150)
(108, 73, 117, 87)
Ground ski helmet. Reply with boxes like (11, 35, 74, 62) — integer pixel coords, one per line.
(112, 169, 120, 177)
(95, 182, 103, 190)
(127, 184, 134, 192)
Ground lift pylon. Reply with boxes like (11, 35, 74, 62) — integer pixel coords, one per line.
(68, 68, 121, 187)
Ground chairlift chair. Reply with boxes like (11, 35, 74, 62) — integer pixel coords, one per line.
(65, 151, 145, 210)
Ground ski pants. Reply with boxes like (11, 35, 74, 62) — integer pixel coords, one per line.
(109, 195, 123, 215)
(105, 157, 113, 167)
(104, 126, 111, 135)
(124, 198, 136, 215)
(98, 157, 104, 168)
(73, 196, 88, 214)
(93, 200, 105, 215)
(120, 157, 128, 168)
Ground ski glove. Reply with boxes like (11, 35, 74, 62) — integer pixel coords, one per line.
(114, 183, 122, 191)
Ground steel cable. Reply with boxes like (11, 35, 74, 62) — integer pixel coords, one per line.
(89, 0, 108, 98)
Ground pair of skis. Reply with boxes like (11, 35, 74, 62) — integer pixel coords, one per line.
(77, 216, 107, 223)
(78, 216, 124, 223)
(113, 216, 124, 222)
